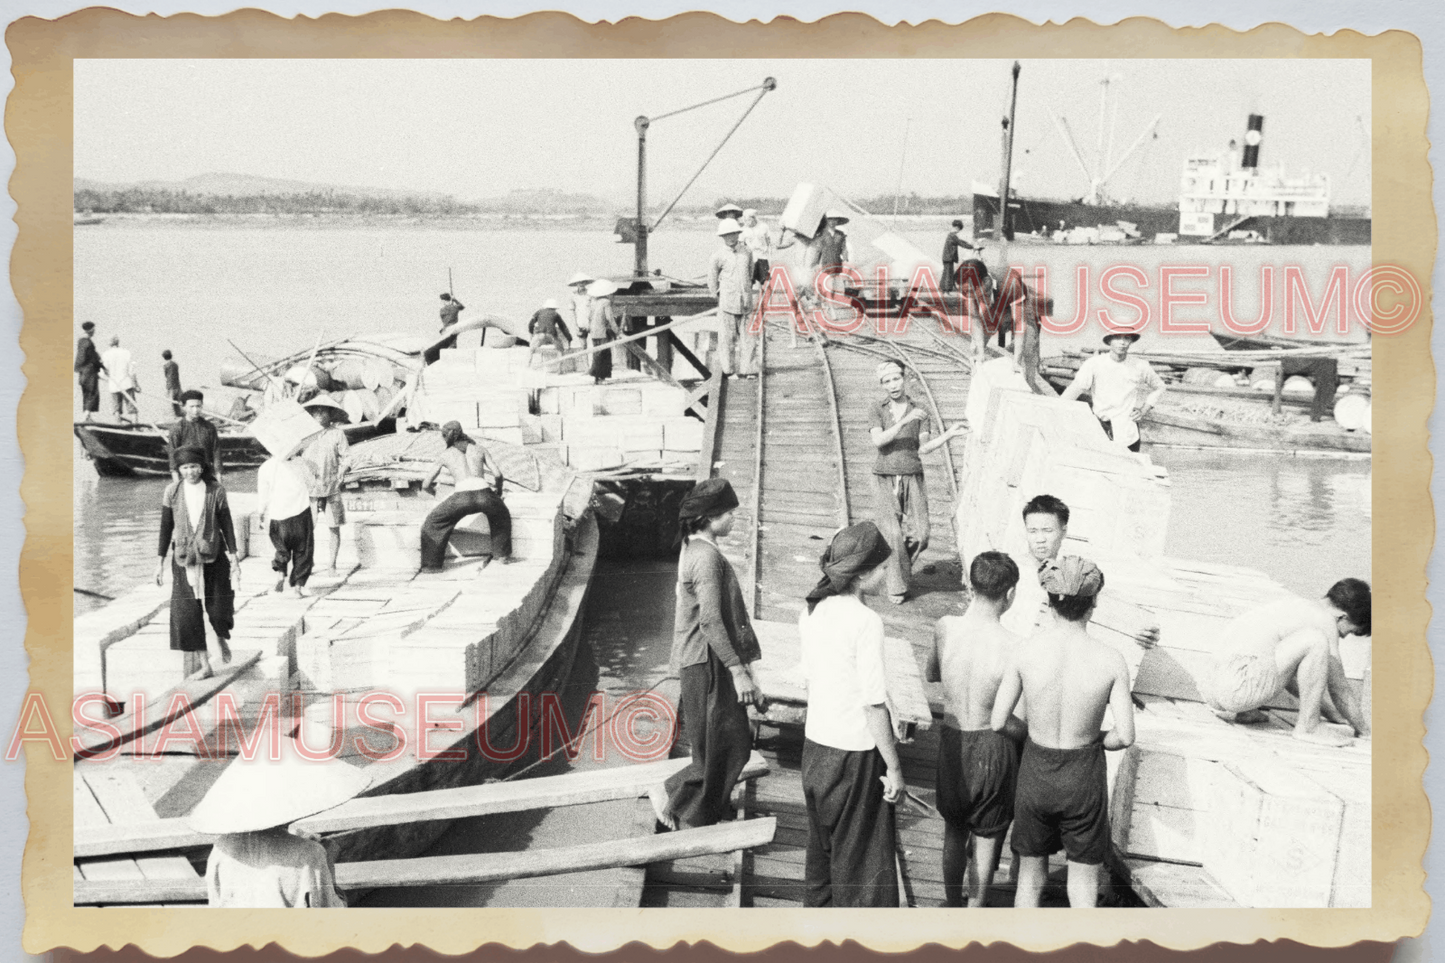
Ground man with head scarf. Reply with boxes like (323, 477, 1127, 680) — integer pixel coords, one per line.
(418, 421, 512, 572)
(155, 445, 239, 680)
(796, 522, 904, 907)
(652, 479, 764, 832)
(167, 389, 222, 485)
(991, 555, 1134, 907)
(75, 321, 102, 421)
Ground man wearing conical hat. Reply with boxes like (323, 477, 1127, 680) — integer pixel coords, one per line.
(991, 555, 1134, 908)
(708, 218, 757, 378)
(300, 395, 351, 573)
(189, 739, 367, 907)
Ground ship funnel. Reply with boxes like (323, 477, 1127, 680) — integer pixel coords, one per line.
(1241, 114, 1264, 169)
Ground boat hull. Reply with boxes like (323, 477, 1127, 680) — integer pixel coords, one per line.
(1142, 408, 1370, 454)
(73, 420, 392, 478)
(973, 192, 1371, 245)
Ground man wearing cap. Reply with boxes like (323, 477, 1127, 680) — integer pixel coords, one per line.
(1012, 494, 1160, 649)
(708, 218, 757, 378)
(992, 555, 1135, 908)
(1059, 331, 1166, 452)
(940, 219, 979, 293)
(653, 478, 764, 832)
(167, 390, 222, 485)
(74, 321, 102, 421)
(1201, 578, 1370, 747)
(100, 335, 139, 422)
(527, 298, 573, 370)
(300, 396, 351, 572)
(419, 421, 511, 571)
(797, 521, 904, 907)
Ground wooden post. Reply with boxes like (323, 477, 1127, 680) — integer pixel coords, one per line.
(1272, 366, 1285, 416)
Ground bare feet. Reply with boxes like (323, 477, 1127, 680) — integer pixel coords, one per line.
(889, 594, 907, 606)
(186, 666, 214, 682)
(648, 783, 677, 832)
(1227, 708, 1273, 725)
(291, 585, 310, 598)
(274, 578, 286, 593)
(1293, 724, 1353, 747)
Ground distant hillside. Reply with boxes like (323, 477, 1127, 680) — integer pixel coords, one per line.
(74, 174, 619, 217)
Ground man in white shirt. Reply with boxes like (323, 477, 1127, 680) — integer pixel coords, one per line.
(1059, 332, 1166, 452)
(257, 449, 315, 596)
(101, 335, 139, 422)
(708, 218, 756, 378)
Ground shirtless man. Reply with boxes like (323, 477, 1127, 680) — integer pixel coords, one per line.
(418, 421, 513, 571)
(926, 551, 1026, 908)
(992, 555, 1134, 908)
(1202, 578, 1370, 747)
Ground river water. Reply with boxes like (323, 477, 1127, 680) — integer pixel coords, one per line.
(74, 218, 1371, 605)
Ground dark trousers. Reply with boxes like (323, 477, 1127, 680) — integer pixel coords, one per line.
(79, 370, 100, 413)
(168, 555, 235, 653)
(940, 260, 958, 293)
(1281, 356, 1340, 422)
(590, 336, 612, 382)
(419, 488, 512, 571)
(1099, 420, 1143, 453)
(752, 258, 772, 286)
(268, 510, 314, 587)
(801, 739, 899, 907)
(663, 654, 753, 829)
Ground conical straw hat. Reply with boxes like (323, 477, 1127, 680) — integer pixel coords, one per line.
(186, 739, 372, 834)
(588, 278, 619, 298)
(567, 271, 596, 287)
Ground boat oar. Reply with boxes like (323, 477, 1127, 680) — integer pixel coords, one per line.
(227, 339, 285, 392)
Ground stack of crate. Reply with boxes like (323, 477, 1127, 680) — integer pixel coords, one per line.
(415, 348, 704, 474)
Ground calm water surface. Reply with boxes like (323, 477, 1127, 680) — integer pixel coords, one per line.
(73, 219, 1371, 607)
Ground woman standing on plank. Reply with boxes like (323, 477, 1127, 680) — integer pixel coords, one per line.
(651, 479, 766, 831)
(798, 521, 905, 907)
(869, 359, 967, 605)
(154, 445, 239, 680)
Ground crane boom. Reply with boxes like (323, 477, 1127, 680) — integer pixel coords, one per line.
(1100, 113, 1162, 188)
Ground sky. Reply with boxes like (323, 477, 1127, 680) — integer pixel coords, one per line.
(74, 58, 1371, 208)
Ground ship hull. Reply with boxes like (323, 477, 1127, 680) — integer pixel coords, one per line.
(973, 193, 1371, 245)
(74, 420, 393, 478)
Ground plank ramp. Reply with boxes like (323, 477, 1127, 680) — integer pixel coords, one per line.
(75, 818, 777, 905)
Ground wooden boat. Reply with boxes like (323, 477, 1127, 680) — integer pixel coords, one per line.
(73, 327, 486, 478)
(72, 431, 604, 904)
(73, 417, 392, 478)
(1041, 344, 1371, 455)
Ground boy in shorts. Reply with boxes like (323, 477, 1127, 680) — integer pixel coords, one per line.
(926, 551, 1026, 907)
(991, 555, 1134, 908)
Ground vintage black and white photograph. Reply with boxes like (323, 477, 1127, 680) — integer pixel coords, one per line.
(69, 56, 1375, 913)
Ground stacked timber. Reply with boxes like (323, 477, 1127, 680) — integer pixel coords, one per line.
(953, 358, 1371, 908)
(408, 346, 705, 475)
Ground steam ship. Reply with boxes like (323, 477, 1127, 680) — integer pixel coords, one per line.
(974, 113, 1371, 245)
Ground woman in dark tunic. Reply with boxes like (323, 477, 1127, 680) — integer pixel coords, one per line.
(154, 446, 239, 680)
(869, 359, 967, 605)
(651, 478, 766, 831)
(798, 522, 904, 907)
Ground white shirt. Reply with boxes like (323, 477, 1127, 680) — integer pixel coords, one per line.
(741, 221, 774, 260)
(182, 479, 207, 530)
(100, 346, 135, 393)
(1068, 353, 1166, 447)
(257, 457, 313, 523)
(798, 595, 889, 751)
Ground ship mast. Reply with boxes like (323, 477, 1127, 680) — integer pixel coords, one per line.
(997, 61, 1021, 242)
